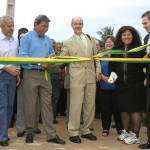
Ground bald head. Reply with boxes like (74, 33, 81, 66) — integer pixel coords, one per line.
(71, 16, 83, 25)
(71, 16, 84, 35)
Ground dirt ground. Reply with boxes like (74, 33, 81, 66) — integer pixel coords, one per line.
(2, 116, 148, 150)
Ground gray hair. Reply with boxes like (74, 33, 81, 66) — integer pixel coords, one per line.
(0, 15, 13, 26)
(34, 14, 50, 25)
(141, 10, 150, 20)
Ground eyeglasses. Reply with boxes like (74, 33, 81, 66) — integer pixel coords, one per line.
(73, 23, 83, 26)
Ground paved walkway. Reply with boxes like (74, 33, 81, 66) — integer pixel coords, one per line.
(2, 116, 148, 150)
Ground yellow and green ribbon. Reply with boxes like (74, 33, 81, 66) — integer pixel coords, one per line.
(0, 44, 149, 81)
(45, 69, 51, 81)
(93, 44, 150, 58)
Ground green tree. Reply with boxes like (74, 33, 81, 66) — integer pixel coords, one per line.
(97, 26, 114, 44)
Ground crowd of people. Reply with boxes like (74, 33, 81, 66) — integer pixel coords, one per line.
(0, 10, 150, 149)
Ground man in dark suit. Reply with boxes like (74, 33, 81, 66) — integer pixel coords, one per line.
(139, 10, 150, 149)
(61, 16, 101, 143)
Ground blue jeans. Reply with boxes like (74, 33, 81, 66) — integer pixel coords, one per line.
(16, 83, 26, 132)
(51, 79, 61, 118)
(0, 72, 16, 141)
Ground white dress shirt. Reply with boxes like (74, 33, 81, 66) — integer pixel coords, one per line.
(0, 32, 19, 72)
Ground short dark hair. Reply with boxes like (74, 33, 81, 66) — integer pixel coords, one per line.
(34, 14, 50, 25)
(18, 27, 28, 39)
(104, 35, 115, 43)
(141, 10, 150, 20)
(18, 28, 28, 36)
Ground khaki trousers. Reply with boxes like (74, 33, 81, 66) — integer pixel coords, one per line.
(23, 69, 56, 140)
(68, 82, 96, 136)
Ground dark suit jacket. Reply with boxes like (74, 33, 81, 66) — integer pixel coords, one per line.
(144, 34, 149, 44)
(144, 34, 150, 81)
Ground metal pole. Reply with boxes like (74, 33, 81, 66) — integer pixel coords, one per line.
(6, 0, 15, 18)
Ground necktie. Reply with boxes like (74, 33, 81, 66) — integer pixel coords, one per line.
(78, 37, 87, 56)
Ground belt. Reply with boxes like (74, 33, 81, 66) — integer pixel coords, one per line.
(30, 68, 45, 71)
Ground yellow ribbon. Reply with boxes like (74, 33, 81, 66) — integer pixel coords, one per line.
(0, 44, 150, 81)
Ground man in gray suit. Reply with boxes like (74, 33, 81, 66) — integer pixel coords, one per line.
(61, 16, 101, 143)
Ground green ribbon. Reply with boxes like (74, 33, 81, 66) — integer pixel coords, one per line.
(0, 44, 149, 81)
(94, 44, 150, 58)
(45, 69, 51, 81)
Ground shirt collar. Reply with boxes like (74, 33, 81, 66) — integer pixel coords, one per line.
(0, 32, 14, 41)
(74, 33, 84, 40)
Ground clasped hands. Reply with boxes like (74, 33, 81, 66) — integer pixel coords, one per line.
(39, 54, 55, 68)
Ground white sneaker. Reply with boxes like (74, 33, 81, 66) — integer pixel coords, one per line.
(117, 129, 129, 141)
(123, 131, 140, 144)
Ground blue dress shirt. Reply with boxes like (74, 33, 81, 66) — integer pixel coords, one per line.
(19, 29, 55, 69)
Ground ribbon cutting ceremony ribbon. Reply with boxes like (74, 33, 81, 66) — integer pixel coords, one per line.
(93, 44, 150, 58)
(0, 44, 149, 81)
(45, 69, 51, 82)
(0, 56, 91, 64)
(0, 44, 149, 64)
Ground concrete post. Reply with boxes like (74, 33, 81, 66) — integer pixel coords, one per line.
(6, 0, 15, 18)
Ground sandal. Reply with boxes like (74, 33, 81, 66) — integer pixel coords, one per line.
(102, 130, 109, 136)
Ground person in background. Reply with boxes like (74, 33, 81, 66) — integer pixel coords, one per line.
(16, 27, 41, 137)
(57, 44, 67, 117)
(99, 35, 122, 136)
(139, 10, 150, 149)
(0, 15, 20, 146)
(16, 27, 28, 137)
(109, 26, 146, 144)
(95, 39, 101, 53)
(19, 14, 65, 145)
(64, 64, 70, 124)
(50, 42, 63, 124)
(61, 16, 101, 143)
(89, 39, 101, 131)
(51, 38, 56, 49)
(94, 39, 101, 119)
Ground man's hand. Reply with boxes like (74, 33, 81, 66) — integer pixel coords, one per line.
(3, 67, 20, 76)
(40, 64, 51, 68)
(144, 54, 149, 58)
(40, 54, 55, 68)
(16, 75, 21, 86)
(48, 54, 55, 58)
(96, 72, 101, 82)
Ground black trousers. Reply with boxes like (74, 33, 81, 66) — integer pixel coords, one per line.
(99, 89, 122, 131)
(146, 82, 150, 142)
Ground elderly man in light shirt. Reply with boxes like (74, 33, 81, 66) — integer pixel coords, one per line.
(0, 15, 20, 147)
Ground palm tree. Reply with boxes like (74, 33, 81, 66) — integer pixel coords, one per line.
(97, 26, 114, 43)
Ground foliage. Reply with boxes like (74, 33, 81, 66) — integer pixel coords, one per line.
(97, 26, 114, 44)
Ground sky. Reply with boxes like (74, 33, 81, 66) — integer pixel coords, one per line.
(0, 0, 149, 42)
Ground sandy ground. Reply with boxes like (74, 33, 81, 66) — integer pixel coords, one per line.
(1, 116, 148, 150)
